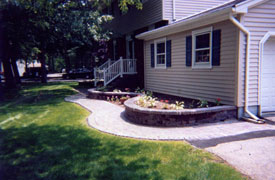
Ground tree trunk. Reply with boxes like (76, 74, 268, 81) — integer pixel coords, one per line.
(40, 54, 47, 83)
(64, 54, 71, 73)
(51, 57, 55, 72)
(3, 58, 16, 89)
(11, 58, 21, 84)
(0, 59, 3, 100)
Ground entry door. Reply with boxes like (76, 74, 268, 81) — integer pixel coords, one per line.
(261, 37, 275, 112)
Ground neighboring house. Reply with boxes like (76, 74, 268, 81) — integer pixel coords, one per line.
(135, 0, 275, 118)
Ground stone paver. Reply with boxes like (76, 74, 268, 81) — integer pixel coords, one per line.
(65, 94, 275, 180)
(65, 94, 275, 142)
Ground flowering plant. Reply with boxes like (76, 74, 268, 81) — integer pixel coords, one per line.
(215, 98, 221, 106)
(136, 95, 156, 108)
(170, 101, 184, 110)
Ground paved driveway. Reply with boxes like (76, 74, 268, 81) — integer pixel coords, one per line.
(206, 136, 275, 180)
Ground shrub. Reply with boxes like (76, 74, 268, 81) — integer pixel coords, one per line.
(170, 101, 184, 110)
(135, 87, 145, 94)
(198, 99, 208, 108)
(113, 89, 122, 93)
(136, 95, 156, 108)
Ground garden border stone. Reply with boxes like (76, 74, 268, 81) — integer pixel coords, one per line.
(124, 97, 237, 127)
(87, 88, 141, 100)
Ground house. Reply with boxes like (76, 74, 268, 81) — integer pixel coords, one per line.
(96, 0, 275, 119)
(135, 0, 275, 119)
(99, 0, 233, 87)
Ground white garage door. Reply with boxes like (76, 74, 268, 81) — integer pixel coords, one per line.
(261, 37, 275, 112)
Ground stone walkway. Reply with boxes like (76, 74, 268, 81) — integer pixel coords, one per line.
(65, 94, 275, 144)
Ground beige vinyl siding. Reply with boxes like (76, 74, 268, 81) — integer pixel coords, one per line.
(144, 20, 238, 105)
(163, 0, 232, 22)
(240, 0, 275, 106)
(109, 0, 163, 35)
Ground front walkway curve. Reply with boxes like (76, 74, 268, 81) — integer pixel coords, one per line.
(65, 94, 275, 180)
(65, 94, 275, 143)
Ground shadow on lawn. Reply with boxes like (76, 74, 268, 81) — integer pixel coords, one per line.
(0, 125, 162, 180)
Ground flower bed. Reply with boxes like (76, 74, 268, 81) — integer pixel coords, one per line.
(124, 97, 237, 127)
(87, 88, 141, 102)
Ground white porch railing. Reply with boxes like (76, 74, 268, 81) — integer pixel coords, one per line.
(94, 57, 137, 86)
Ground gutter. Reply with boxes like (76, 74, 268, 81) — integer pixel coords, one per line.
(136, 7, 232, 40)
(229, 13, 263, 123)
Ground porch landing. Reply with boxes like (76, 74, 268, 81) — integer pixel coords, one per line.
(65, 94, 275, 143)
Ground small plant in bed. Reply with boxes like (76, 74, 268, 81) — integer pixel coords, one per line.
(198, 99, 209, 108)
(120, 96, 130, 104)
(135, 92, 221, 110)
(216, 98, 222, 106)
(170, 101, 185, 110)
(136, 95, 157, 108)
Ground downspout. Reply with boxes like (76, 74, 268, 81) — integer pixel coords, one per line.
(229, 14, 263, 123)
(172, 0, 176, 21)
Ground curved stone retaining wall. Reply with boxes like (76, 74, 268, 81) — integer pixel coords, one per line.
(124, 97, 237, 127)
(87, 88, 141, 100)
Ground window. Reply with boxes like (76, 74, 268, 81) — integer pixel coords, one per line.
(192, 27, 212, 68)
(154, 38, 166, 68)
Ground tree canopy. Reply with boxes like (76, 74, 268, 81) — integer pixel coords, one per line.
(0, 0, 142, 87)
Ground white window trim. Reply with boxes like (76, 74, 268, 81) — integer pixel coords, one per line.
(154, 37, 167, 69)
(192, 27, 213, 69)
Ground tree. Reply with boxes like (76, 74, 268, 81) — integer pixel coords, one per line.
(0, 0, 142, 86)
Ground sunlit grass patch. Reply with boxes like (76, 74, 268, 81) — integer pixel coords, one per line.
(0, 82, 246, 180)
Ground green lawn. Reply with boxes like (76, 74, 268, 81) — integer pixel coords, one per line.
(0, 82, 246, 180)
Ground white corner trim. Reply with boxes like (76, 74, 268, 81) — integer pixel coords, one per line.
(258, 31, 275, 115)
(234, 0, 269, 14)
(172, 0, 176, 21)
(191, 27, 213, 69)
(229, 14, 260, 120)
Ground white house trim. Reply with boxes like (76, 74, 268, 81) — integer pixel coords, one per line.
(191, 27, 213, 69)
(229, 14, 260, 121)
(258, 31, 275, 115)
(233, 0, 270, 13)
(136, 7, 231, 40)
(154, 37, 167, 69)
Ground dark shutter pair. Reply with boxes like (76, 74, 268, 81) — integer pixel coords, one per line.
(151, 40, 172, 68)
(186, 29, 221, 67)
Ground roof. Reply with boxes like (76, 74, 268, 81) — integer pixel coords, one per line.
(136, 0, 249, 40)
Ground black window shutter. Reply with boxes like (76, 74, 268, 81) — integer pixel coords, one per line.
(166, 40, 172, 67)
(186, 36, 192, 67)
(212, 29, 221, 66)
(150, 43, 155, 68)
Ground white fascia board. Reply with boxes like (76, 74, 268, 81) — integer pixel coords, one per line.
(233, 0, 269, 13)
(136, 8, 232, 41)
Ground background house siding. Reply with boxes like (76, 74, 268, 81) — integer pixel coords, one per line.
(163, 0, 232, 22)
(109, 0, 163, 35)
(144, 20, 238, 105)
(240, 0, 275, 106)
